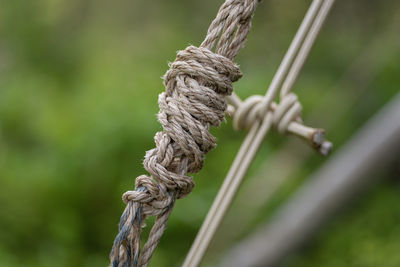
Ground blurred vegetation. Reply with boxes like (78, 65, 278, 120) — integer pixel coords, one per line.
(0, 0, 399, 266)
(284, 177, 400, 267)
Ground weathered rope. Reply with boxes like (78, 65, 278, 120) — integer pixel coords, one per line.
(110, 0, 259, 266)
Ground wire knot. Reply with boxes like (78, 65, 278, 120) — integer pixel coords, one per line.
(230, 92, 332, 155)
(232, 93, 302, 132)
(232, 94, 264, 130)
(272, 93, 302, 134)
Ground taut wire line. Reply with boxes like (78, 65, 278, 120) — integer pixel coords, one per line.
(183, 1, 335, 267)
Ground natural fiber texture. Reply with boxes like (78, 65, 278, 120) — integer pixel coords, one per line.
(110, 1, 259, 266)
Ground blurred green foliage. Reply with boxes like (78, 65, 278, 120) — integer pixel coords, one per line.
(0, 0, 399, 266)
(284, 178, 400, 267)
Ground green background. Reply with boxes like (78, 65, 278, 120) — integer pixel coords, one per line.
(0, 0, 399, 266)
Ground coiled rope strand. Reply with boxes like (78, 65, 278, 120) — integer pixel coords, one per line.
(110, 1, 260, 266)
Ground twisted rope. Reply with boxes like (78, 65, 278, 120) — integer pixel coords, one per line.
(110, 1, 259, 266)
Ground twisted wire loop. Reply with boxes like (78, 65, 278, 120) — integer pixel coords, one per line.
(272, 94, 302, 133)
(231, 91, 332, 155)
(233, 93, 303, 132)
(110, 1, 259, 266)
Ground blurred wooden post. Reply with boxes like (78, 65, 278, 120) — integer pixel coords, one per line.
(221, 93, 400, 267)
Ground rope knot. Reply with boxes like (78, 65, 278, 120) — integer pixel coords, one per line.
(158, 46, 244, 174)
(122, 175, 173, 217)
(110, 0, 260, 265)
(122, 46, 243, 218)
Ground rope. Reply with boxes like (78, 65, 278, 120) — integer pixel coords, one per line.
(110, 1, 259, 266)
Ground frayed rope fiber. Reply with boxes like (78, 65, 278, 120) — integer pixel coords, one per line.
(110, 1, 259, 266)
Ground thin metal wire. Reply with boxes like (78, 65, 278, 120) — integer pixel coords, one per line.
(183, 1, 335, 266)
(280, 0, 336, 98)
